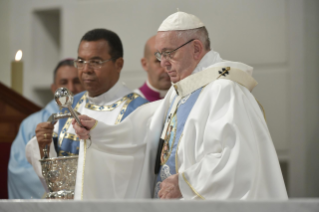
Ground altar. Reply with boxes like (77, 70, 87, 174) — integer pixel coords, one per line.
(0, 199, 318, 212)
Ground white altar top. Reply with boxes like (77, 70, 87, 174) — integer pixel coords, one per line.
(0, 199, 318, 212)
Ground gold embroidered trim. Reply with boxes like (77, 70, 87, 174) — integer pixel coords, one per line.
(52, 132, 58, 138)
(58, 150, 77, 156)
(41, 192, 46, 199)
(90, 120, 98, 130)
(58, 94, 86, 147)
(182, 172, 205, 200)
(255, 98, 267, 122)
(114, 99, 132, 124)
(114, 93, 140, 124)
(85, 93, 139, 112)
(58, 118, 71, 147)
(175, 133, 183, 174)
(81, 139, 87, 200)
(161, 113, 178, 165)
(65, 133, 80, 141)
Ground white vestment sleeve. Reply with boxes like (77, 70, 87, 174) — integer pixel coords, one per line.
(75, 100, 165, 199)
(178, 80, 287, 200)
(89, 95, 171, 144)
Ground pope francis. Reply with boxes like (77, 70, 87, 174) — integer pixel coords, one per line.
(73, 11, 288, 200)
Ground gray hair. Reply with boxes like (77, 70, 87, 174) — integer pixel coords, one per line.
(175, 27, 211, 51)
(53, 59, 75, 83)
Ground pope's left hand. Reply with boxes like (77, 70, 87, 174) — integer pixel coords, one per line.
(158, 174, 182, 199)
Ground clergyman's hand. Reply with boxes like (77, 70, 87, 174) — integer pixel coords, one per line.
(72, 115, 97, 139)
(158, 174, 182, 199)
(35, 122, 54, 158)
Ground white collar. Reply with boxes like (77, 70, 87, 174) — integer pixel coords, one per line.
(86, 81, 131, 105)
(191, 50, 223, 74)
(146, 80, 168, 98)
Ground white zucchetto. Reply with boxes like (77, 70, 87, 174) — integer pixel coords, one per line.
(158, 11, 205, 31)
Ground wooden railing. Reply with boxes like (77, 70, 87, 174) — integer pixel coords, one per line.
(0, 81, 41, 199)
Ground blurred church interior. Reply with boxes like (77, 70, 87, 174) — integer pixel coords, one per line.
(0, 0, 318, 199)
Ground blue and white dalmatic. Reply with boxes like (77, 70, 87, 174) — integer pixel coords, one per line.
(26, 82, 148, 183)
(53, 87, 148, 156)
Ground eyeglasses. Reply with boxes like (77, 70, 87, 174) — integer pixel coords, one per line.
(154, 39, 195, 62)
(74, 58, 113, 69)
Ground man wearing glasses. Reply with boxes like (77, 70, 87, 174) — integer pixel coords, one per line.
(73, 12, 287, 200)
(26, 29, 148, 198)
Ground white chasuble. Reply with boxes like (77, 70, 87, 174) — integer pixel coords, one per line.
(83, 52, 288, 200)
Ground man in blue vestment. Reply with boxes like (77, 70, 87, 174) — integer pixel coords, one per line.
(8, 59, 84, 199)
(26, 29, 148, 199)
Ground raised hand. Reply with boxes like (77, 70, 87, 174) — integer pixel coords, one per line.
(72, 115, 97, 139)
(35, 122, 54, 158)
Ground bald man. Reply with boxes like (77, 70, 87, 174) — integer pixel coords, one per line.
(135, 36, 171, 102)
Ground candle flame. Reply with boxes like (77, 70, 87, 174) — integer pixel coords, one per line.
(15, 50, 23, 61)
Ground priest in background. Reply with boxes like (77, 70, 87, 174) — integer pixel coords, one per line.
(8, 59, 84, 199)
(25, 29, 148, 197)
(72, 11, 288, 200)
(135, 36, 171, 102)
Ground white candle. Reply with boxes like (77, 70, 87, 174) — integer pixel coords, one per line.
(11, 50, 23, 94)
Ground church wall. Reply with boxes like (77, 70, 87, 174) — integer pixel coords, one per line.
(286, 0, 307, 197)
(3, 0, 318, 197)
(0, 0, 12, 87)
(304, 0, 319, 197)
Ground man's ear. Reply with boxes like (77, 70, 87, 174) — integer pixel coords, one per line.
(141, 57, 148, 73)
(193, 40, 204, 60)
(115, 57, 124, 73)
(51, 83, 57, 95)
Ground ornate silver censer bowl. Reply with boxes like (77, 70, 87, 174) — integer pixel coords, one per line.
(39, 87, 81, 199)
(40, 156, 78, 199)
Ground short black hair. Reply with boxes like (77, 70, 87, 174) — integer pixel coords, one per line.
(80, 28, 123, 61)
(53, 59, 75, 83)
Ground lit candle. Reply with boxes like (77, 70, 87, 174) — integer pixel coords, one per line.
(11, 50, 23, 94)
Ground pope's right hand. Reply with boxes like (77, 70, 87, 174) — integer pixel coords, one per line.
(35, 122, 54, 158)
